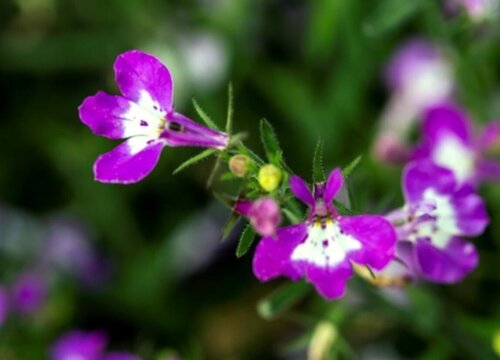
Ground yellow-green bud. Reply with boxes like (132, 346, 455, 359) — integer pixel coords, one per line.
(258, 164, 282, 192)
(308, 321, 338, 360)
(493, 330, 500, 357)
(229, 154, 251, 177)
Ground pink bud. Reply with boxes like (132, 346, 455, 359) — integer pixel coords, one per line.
(248, 197, 281, 236)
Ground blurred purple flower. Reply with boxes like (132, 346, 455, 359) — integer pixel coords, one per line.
(79, 50, 229, 184)
(445, 0, 499, 21)
(387, 161, 488, 283)
(10, 272, 47, 314)
(412, 103, 500, 185)
(234, 197, 282, 236)
(374, 40, 453, 164)
(0, 286, 9, 326)
(51, 330, 107, 360)
(252, 169, 396, 300)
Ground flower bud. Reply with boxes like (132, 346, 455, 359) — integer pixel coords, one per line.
(258, 164, 282, 192)
(308, 321, 337, 360)
(229, 154, 251, 177)
(248, 197, 281, 236)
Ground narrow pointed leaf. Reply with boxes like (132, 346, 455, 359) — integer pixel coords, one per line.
(226, 83, 234, 134)
(342, 155, 362, 179)
(260, 118, 282, 162)
(257, 281, 310, 320)
(192, 99, 220, 130)
(332, 199, 357, 215)
(312, 138, 325, 183)
(283, 208, 302, 225)
(173, 149, 217, 174)
(236, 225, 256, 258)
(221, 213, 241, 241)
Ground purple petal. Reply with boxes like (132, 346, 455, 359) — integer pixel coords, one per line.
(339, 215, 396, 270)
(161, 112, 228, 149)
(477, 158, 500, 182)
(403, 161, 457, 204)
(299, 261, 353, 300)
(323, 168, 343, 204)
(94, 137, 165, 184)
(415, 237, 478, 283)
(422, 104, 472, 144)
(289, 176, 314, 207)
(79, 92, 164, 140)
(252, 224, 308, 281)
(452, 184, 489, 236)
(114, 50, 173, 113)
(11, 273, 46, 314)
(51, 330, 107, 360)
(234, 200, 252, 217)
(477, 121, 500, 151)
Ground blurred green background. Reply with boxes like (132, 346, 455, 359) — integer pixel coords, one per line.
(1, 0, 500, 359)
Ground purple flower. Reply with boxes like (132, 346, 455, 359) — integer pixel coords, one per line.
(79, 50, 229, 184)
(445, 0, 499, 21)
(235, 197, 282, 236)
(51, 330, 107, 360)
(388, 161, 488, 283)
(10, 272, 47, 314)
(0, 286, 9, 327)
(252, 169, 397, 300)
(412, 103, 500, 185)
(374, 40, 453, 164)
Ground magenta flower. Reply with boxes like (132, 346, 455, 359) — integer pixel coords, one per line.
(412, 103, 500, 185)
(79, 50, 229, 184)
(51, 330, 107, 360)
(235, 197, 282, 236)
(374, 40, 453, 164)
(10, 272, 47, 314)
(387, 161, 488, 283)
(51, 330, 141, 360)
(445, 0, 499, 21)
(252, 169, 396, 300)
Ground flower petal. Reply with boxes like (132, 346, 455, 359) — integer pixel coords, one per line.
(252, 224, 307, 281)
(452, 184, 489, 236)
(423, 104, 472, 144)
(403, 161, 457, 204)
(79, 91, 163, 139)
(289, 176, 314, 207)
(94, 137, 165, 184)
(302, 262, 353, 300)
(339, 215, 396, 270)
(415, 237, 478, 283)
(323, 168, 343, 204)
(477, 159, 500, 182)
(114, 50, 173, 113)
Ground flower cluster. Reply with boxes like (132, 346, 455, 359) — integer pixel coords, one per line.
(78, 49, 494, 305)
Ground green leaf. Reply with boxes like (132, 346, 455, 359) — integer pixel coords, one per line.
(173, 149, 217, 174)
(236, 225, 256, 258)
(192, 99, 220, 130)
(260, 118, 282, 163)
(312, 138, 325, 183)
(226, 83, 234, 134)
(212, 192, 235, 210)
(282, 208, 302, 225)
(257, 281, 310, 320)
(342, 155, 362, 179)
(365, 0, 421, 37)
(206, 153, 223, 188)
(332, 199, 356, 215)
(221, 213, 241, 241)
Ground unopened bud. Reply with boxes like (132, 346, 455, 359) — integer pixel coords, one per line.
(258, 164, 282, 192)
(248, 197, 281, 236)
(229, 154, 251, 177)
(308, 321, 337, 360)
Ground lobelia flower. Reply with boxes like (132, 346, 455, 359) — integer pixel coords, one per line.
(252, 169, 396, 300)
(387, 161, 488, 283)
(10, 272, 47, 314)
(51, 330, 107, 360)
(412, 103, 500, 185)
(234, 197, 282, 236)
(374, 40, 453, 164)
(445, 0, 499, 22)
(79, 50, 229, 184)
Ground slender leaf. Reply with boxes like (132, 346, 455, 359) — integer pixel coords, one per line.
(236, 225, 256, 258)
(332, 199, 356, 215)
(226, 83, 234, 134)
(221, 213, 241, 241)
(260, 118, 282, 162)
(283, 208, 302, 225)
(342, 155, 362, 179)
(206, 153, 223, 188)
(257, 281, 310, 320)
(192, 98, 220, 130)
(312, 138, 325, 183)
(173, 149, 217, 174)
